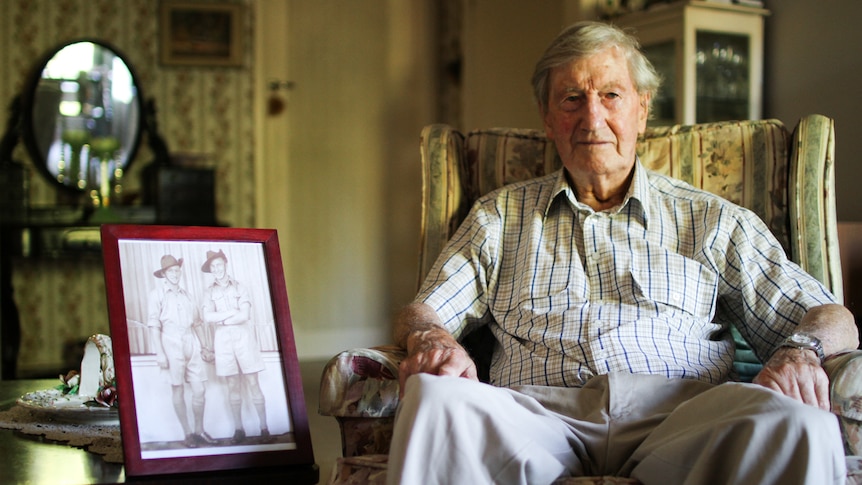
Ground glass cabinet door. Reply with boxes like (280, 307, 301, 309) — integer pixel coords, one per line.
(614, 1, 769, 126)
(695, 31, 750, 123)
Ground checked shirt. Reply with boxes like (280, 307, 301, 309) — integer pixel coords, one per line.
(416, 162, 836, 388)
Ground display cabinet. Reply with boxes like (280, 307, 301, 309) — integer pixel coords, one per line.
(614, 1, 770, 126)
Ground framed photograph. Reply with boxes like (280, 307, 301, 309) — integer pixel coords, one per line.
(159, 1, 244, 67)
(101, 225, 315, 478)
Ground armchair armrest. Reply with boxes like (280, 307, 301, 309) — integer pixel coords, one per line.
(319, 345, 404, 418)
(319, 346, 405, 457)
(824, 350, 862, 456)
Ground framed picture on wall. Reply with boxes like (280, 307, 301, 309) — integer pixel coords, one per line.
(100, 224, 316, 479)
(159, 1, 244, 67)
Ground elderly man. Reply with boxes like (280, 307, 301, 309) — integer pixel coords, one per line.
(387, 21, 858, 485)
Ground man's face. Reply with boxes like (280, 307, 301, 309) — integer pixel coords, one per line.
(210, 258, 227, 280)
(541, 46, 649, 181)
(164, 265, 181, 285)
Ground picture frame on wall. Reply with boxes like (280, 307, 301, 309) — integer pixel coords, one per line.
(100, 224, 316, 479)
(159, 1, 244, 67)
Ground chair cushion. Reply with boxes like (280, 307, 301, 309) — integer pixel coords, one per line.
(463, 127, 560, 201)
(639, 120, 790, 253)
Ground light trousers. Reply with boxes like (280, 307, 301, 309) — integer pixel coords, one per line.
(387, 372, 846, 485)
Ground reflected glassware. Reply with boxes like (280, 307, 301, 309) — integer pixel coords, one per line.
(22, 40, 143, 197)
(89, 136, 120, 207)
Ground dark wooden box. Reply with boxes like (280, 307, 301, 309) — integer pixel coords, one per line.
(144, 165, 216, 226)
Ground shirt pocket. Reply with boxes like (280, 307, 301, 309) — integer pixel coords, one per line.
(630, 250, 718, 320)
(508, 261, 586, 316)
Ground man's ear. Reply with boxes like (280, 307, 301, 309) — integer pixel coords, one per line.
(638, 92, 651, 133)
(539, 102, 554, 138)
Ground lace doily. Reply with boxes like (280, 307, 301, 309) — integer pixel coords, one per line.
(0, 404, 123, 463)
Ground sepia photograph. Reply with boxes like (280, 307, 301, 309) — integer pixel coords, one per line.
(101, 225, 314, 477)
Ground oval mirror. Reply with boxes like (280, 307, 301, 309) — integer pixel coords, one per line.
(21, 39, 143, 196)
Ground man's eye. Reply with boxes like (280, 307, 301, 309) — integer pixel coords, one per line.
(560, 95, 581, 108)
(606, 92, 620, 99)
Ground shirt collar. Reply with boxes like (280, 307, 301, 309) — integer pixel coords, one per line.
(213, 275, 235, 288)
(161, 279, 187, 294)
(545, 158, 651, 224)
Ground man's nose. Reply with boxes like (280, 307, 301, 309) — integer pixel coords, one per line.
(582, 96, 606, 130)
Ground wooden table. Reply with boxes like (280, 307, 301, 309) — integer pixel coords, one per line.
(0, 379, 319, 484)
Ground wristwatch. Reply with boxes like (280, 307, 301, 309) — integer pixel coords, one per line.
(778, 332, 825, 363)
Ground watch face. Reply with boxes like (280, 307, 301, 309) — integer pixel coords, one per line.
(784, 333, 825, 362)
(791, 333, 815, 345)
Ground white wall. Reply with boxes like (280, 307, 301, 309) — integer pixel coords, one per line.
(255, 1, 437, 359)
(763, 0, 862, 222)
(462, 0, 586, 130)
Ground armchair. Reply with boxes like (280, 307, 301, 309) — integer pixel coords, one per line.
(320, 115, 862, 484)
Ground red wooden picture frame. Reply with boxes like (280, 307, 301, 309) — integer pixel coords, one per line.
(100, 225, 315, 479)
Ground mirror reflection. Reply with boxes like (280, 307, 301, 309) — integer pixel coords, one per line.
(25, 40, 142, 201)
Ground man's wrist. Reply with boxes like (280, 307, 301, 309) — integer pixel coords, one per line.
(777, 332, 825, 363)
(405, 323, 455, 354)
(772, 345, 822, 365)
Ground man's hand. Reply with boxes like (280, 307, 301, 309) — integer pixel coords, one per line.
(398, 330, 478, 397)
(394, 302, 479, 397)
(753, 304, 859, 410)
(753, 347, 830, 410)
(201, 347, 215, 363)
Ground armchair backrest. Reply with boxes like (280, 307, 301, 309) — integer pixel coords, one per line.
(419, 115, 842, 301)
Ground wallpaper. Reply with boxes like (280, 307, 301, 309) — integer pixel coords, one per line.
(0, 0, 256, 375)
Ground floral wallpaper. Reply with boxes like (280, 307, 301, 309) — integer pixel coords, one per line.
(0, 0, 256, 376)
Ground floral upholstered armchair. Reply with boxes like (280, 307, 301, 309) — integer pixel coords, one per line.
(319, 115, 862, 484)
